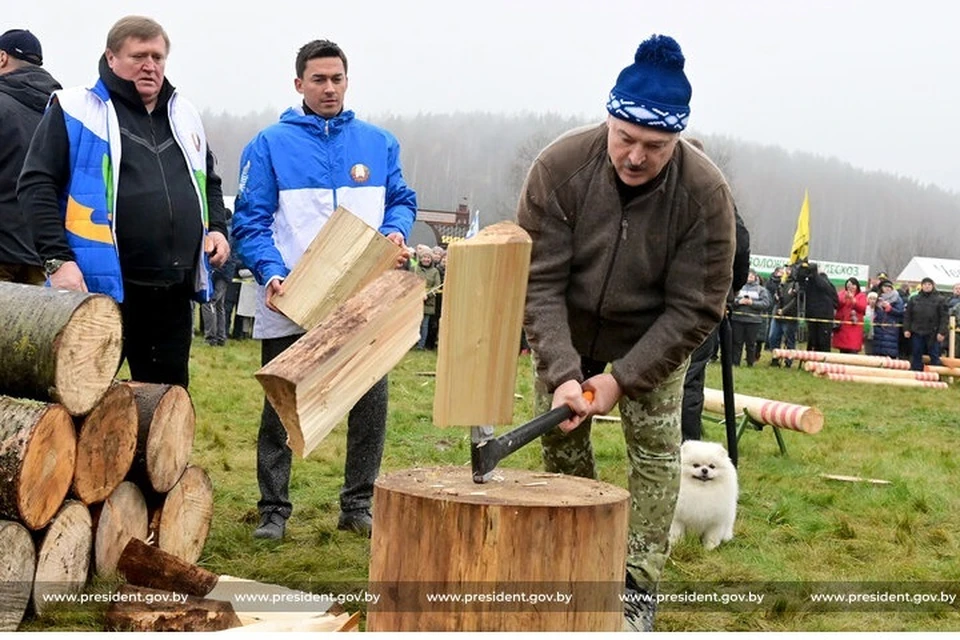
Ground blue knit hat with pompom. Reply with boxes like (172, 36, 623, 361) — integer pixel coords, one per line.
(606, 34, 691, 131)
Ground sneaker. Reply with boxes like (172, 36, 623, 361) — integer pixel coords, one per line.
(770, 358, 780, 368)
(785, 359, 793, 369)
(253, 512, 286, 540)
(337, 510, 372, 537)
(623, 573, 657, 632)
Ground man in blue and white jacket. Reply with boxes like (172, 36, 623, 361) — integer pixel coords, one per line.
(233, 39, 417, 541)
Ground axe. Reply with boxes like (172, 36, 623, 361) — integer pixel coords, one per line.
(471, 391, 594, 483)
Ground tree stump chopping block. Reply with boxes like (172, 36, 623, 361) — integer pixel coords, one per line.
(367, 466, 629, 632)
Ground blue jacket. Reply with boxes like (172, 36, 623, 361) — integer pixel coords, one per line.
(872, 295, 904, 358)
(232, 107, 417, 338)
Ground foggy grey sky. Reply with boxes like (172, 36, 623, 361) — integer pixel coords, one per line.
(8, 0, 959, 192)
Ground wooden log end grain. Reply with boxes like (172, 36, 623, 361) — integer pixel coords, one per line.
(0, 397, 76, 530)
(157, 465, 214, 565)
(0, 520, 36, 630)
(94, 481, 148, 577)
(73, 382, 139, 504)
(52, 294, 124, 415)
(32, 500, 92, 617)
(128, 383, 196, 493)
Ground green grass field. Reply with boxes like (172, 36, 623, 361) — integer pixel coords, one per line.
(25, 337, 960, 631)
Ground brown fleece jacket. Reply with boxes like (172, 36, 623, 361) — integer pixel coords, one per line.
(517, 123, 735, 398)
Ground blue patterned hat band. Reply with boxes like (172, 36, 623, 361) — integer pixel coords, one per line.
(607, 34, 691, 131)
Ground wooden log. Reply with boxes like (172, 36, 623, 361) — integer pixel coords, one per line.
(925, 364, 960, 377)
(93, 481, 148, 576)
(0, 520, 35, 630)
(822, 373, 948, 389)
(702, 388, 823, 434)
(32, 500, 91, 617)
(805, 362, 940, 381)
(225, 611, 358, 632)
(772, 349, 910, 369)
(367, 466, 629, 631)
(924, 354, 960, 368)
(117, 537, 218, 597)
(105, 584, 242, 632)
(127, 383, 195, 493)
(207, 575, 339, 626)
(153, 465, 213, 564)
(256, 270, 422, 458)
(433, 222, 532, 427)
(0, 396, 76, 529)
(72, 382, 139, 504)
(273, 206, 403, 331)
(0, 282, 123, 415)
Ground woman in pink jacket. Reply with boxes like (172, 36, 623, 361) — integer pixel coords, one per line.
(833, 277, 868, 353)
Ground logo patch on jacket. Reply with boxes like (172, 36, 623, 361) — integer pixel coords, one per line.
(350, 163, 370, 184)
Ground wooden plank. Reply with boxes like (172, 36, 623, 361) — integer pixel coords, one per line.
(433, 222, 531, 427)
(273, 206, 402, 331)
(256, 270, 423, 457)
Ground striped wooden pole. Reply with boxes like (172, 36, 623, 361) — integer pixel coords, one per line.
(823, 373, 948, 389)
(805, 362, 940, 381)
(702, 388, 823, 434)
(924, 364, 960, 377)
(773, 349, 910, 369)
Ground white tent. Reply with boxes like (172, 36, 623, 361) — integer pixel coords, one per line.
(895, 256, 960, 289)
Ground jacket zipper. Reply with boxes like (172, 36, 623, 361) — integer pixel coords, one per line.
(588, 214, 628, 356)
(150, 113, 177, 266)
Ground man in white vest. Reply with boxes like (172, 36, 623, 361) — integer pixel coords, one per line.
(19, 15, 229, 388)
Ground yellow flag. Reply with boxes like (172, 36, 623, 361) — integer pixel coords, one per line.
(789, 190, 810, 264)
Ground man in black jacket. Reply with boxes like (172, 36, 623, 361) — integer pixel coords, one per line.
(0, 29, 61, 284)
(18, 16, 229, 388)
(903, 277, 947, 371)
(799, 263, 838, 352)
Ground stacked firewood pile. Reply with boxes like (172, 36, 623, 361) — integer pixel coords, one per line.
(0, 282, 212, 630)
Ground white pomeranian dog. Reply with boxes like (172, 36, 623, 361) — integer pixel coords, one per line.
(669, 439, 738, 550)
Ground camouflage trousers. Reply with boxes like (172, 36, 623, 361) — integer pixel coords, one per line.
(535, 358, 688, 592)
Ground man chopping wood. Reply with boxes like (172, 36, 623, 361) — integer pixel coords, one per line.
(232, 39, 417, 541)
(515, 34, 735, 631)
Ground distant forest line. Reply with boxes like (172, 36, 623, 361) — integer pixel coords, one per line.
(202, 109, 960, 277)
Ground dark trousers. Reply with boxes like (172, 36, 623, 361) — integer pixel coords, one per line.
(806, 321, 833, 352)
(910, 333, 942, 371)
(731, 321, 761, 365)
(257, 334, 389, 519)
(120, 280, 194, 388)
(681, 326, 718, 441)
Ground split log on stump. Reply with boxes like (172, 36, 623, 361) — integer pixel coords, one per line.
(32, 500, 91, 617)
(823, 372, 948, 389)
(126, 382, 195, 493)
(703, 388, 824, 434)
(0, 396, 76, 529)
(273, 205, 403, 331)
(150, 465, 213, 564)
(368, 466, 629, 632)
(433, 222, 532, 427)
(0, 282, 123, 415)
(256, 270, 422, 458)
(72, 382, 139, 504)
(93, 481, 148, 576)
(117, 537, 218, 597)
(0, 520, 35, 630)
(805, 362, 940, 381)
(105, 584, 242, 632)
(772, 349, 910, 369)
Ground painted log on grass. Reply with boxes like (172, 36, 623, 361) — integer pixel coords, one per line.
(273, 206, 403, 331)
(93, 481, 148, 576)
(433, 222, 532, 427)
(105, 584, 241, 632)
(32, 500, 91, 617)
(368, 467, 628, 631)
(0, 282, 122, 415)
(805, 362, 940, 381)
(127, 383, 195, 493)
(72, 382, 139, 504)
(117, 537, 218, 597)
(772, 349, 910, 369)
(823, 373, 948, 389)
(702, 388, 823, 434)
(925, 364, 960, 377)
(0, 396, 76, 529)
(0, 520, 35, 629)
(256, 270, 422, 458)
(151, 465, 213, 564)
